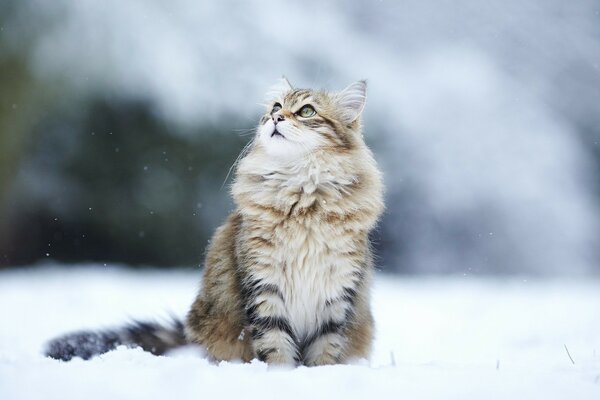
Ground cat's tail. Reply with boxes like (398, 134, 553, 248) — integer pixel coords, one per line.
(44, 318, 188, 361)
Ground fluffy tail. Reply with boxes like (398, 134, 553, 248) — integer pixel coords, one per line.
(45, 319, 188, 361)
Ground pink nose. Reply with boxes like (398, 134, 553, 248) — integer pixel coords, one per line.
(272, 114, 284, 124)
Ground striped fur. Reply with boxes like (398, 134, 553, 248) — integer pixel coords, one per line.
(44, 80, 383, 366)
(186, 80, 384, 366)
(45, 319, 186, 361)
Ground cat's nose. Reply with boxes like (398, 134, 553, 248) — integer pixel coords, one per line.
(272, 114, 285, 125)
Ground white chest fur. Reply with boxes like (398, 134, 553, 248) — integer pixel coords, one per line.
(270, 218, 358, 338)
(236, 154, 367, 339)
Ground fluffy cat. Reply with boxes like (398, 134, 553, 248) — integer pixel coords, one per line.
(45, 79, 384, 366)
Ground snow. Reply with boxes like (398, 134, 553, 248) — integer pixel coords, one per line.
(1, 265, 599, 399)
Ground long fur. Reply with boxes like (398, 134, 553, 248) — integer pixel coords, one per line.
(186, 80, 384, 366)
(45, 319, 186, 361)
(45, 80, 384, 366)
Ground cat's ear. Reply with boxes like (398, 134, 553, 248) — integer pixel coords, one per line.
(265, 76, 294, 102)
(281, 76, 294, 91)
(337, 80, 367, 123)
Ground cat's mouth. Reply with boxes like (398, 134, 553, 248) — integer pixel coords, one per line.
(271, 128, 285, 138)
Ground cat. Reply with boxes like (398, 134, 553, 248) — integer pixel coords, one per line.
(45, 78, 384, 366)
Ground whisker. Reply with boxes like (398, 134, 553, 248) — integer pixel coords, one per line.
(233, 127, 257, 137)
(221, 138, 255, 190)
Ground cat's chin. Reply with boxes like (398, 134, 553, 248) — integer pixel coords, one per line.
(258, 135, 311, 161)
(260, 143, 310, 162)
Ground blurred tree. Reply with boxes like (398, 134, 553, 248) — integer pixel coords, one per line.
(1, 95, 247, 267)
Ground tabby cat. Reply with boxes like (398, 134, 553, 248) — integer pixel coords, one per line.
(46, 79, 384, 366)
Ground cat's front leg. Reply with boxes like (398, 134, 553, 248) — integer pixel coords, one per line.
(302, 325, 348, 366)
(244, 279, 299, 365)
(302, 287, 358, 366)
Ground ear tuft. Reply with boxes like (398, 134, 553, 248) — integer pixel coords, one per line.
(337, 80, 367, 123)
(265, 76, 294, 102)
(281, 76, 294, 91)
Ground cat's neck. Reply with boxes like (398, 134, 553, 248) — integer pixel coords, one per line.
(235, 149, 356, 196)
(232, 146, 382, 220)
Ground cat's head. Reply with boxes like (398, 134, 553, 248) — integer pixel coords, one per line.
(255, 78, 368, 159)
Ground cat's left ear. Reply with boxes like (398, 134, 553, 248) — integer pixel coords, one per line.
(265, 76, 294, 102)
(337, 80, 367, 123)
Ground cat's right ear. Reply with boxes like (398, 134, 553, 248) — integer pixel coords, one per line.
(265, 76, 294, 102)
(337, 80, 367, 123)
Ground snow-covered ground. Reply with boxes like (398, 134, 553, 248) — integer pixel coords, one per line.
(0, 265, 598, 399)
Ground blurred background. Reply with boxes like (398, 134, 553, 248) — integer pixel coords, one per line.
(1, 0, 599, 275)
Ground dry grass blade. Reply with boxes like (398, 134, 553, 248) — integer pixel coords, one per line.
(564, 344, 575, 365)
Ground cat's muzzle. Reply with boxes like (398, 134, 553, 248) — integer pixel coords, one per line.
(271, 128, 285, 138)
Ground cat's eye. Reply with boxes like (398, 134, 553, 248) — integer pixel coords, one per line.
(297, 105, 316, 118)
(271, 103, 282, 113)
